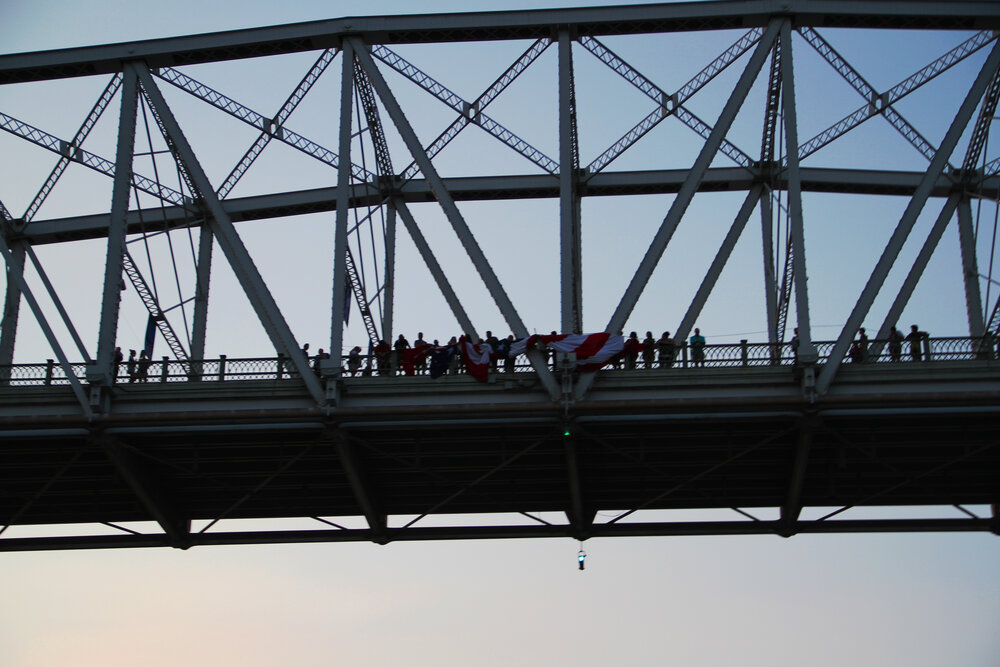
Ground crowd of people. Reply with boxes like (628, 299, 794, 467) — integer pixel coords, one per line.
(322, 322, 942, 379)
(331, 330, 695, 378)
(106, 320, 985, 384)
(112, 346, 153, 383)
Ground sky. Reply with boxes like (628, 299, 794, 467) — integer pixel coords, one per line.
(1, 1, 999, 665)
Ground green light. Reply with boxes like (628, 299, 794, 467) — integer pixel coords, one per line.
(563, 429, 571, 436)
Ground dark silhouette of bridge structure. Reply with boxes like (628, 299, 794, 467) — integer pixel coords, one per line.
(1, 1, 999, 550)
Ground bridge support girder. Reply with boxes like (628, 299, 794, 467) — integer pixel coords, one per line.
(336, 436, 388, 544)
(96, 435, 191, 549)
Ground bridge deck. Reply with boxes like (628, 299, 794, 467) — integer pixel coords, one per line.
(1, 360, 998, 550)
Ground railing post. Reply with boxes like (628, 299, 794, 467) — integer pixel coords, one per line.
(277, 353, 285, 379)
(160, 356, 169, 383)
(45, 359, 54, 385)
(218, 355, 227, 381)
(923, 335, 932, 361)
(681, 343, 689, 368)
(740, 339, 749, 367)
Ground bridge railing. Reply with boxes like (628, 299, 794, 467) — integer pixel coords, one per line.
(0, 336, 995, 386)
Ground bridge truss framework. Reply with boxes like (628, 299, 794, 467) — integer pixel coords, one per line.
(0, 1, 999, 550)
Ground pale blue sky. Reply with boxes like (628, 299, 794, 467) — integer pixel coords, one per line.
(1, 1, 999, 665)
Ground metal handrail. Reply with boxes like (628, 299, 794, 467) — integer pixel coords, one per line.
(0, 335, 994, 386)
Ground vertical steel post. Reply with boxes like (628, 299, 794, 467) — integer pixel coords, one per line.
(0, 241, 25, 368)
(957, 197, 986, 338)
(95, 65, 139, 386)
(780, 21, 816, 361)
(759, 193, 779, 344)
(190, 225, 213, 362)
(559, 29, 583, 333)
(382, 201, 397, 343)
(331, 41, 355, 364)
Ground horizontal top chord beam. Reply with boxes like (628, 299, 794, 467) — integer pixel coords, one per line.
(2, 1, 998, 84)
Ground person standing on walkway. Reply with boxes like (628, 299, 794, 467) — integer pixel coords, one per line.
(690, 328, 706, 367)
(888, 326, 904, 362)
(657, 331, 675, 368)
(642, 331, 656, 369)
(905, 324, 927, 361)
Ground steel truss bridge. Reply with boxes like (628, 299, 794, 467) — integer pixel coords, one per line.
(1, 1, 999, 551)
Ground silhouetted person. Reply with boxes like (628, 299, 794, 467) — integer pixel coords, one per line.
(347, 346, 363, 376)
(414, 332, 429, 374)
(485, 331, 500, 372)
(624, 332, 641, 370)
(137, 350, 151, 382)
(690, 328, 706, 367)
(857, 328, 870, 363)
(905, 324, 926, 361)
(127, 349, 137, 383)
(657, 331, 675, 368)
(374, 339, 391, 375)
(888, 326, 904, 362)
(312, 348, 329, 375)
(503, 335, 516, 373)
(642, 331, 656, 369)
(113, 346, 123, 384)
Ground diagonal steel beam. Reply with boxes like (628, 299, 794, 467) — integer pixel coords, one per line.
(798, 26, 948, 167)
(336, 437, 387, 543)
(779, 416, 815, 536)
(0, 111, 187, 206)
(353, 37, 560, 398)
(399, 436, 549, 531)
(573, 22, 780, 402)
(98, 435, 190, 548)
(399, 38, 551, 181)
(868, 195, 961, 356)
(581, 31, 760, 174)
(371, 44, 558, 174)
(962, 64, 1000, 173)
(155, 64, 375, 183)
(0, 231, 92, 418)
(133, 63, 326, 404)
(604, 425, 793, 527)
(817, 41, 1000, 394)
(23, 73, 124, 223)
(605, 21, 780, 337)
(674, 184, 764, 345)
(23, 244, 91, 363)
(217, 48, 339, 199)
(796, 30, 996, 163)
(392, 198, 477, 338)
